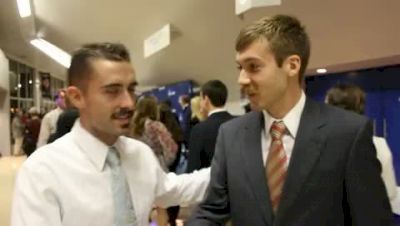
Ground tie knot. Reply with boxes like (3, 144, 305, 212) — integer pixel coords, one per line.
(270, 121, 286, 140)
(106, 147, 121, 168)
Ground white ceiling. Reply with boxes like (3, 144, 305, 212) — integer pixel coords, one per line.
(1, 0, 399, 101)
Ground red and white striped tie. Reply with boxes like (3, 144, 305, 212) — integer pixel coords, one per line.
(266, 121, 288, 213)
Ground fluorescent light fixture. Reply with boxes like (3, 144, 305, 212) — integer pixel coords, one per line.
(316, 68, 327, 74)
(30, 38, 71, 68)
(16, 0, 32, 18)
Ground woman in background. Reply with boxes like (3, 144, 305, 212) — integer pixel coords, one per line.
(132, 96, 178, 171)
(131, 96, 178, 226)
(189, 96, 206, 129)
(158, 102, 185, 226)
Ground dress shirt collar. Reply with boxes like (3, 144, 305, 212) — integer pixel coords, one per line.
(208, 108, 227, 117)
(71, 119, 125, 172)
(262, 91, 306, 138)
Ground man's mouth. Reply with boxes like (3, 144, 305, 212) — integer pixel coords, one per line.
(112, 110, 133, 120)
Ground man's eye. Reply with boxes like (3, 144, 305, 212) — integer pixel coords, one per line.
(236, 65, 243, 70)
(128, 88, 137, 95)
(249, 64, 259, 71)
(105, 88, 119, 94)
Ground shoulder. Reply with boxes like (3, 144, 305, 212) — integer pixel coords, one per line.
(19, 135, 73, 176)
(318, 102, 368, 128)
(220, 111, 259, 130)
(191, 118, 213, 133)
(303, 101, 372, 144)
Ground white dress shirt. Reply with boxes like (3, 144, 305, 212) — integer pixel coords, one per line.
(207, 108, 227, 117)
(37, 107, 63, 147)
(372, 136, 398, 202)
(261, 92, 306, 167)
(12, 120, 210, 226)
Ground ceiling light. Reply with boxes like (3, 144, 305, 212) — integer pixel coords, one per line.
(316, 68, 327, 74)
(16, 0, 32, 18)
(30, 38, 71, 68)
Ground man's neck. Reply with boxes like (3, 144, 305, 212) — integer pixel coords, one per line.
(79, 118, 118, 146)
(268, 88, 302, 119)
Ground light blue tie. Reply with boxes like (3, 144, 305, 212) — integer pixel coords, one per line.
(107, 147, 137, 226)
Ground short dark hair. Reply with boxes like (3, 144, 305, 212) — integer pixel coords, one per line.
(179, 95, 190, 105)
(325, 83, 366, 114)
(235, 14, 311, 82)
(68, 42, 131, 90)
(201, 80, 228, 107)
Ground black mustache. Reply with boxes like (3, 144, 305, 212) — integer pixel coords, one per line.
(112, 109, 134, 118)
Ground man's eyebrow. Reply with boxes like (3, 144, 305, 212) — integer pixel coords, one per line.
(236, 57, 262, 64)
(101, 83, 123, 89)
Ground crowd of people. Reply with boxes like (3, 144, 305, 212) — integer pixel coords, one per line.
(10, 90, 67, 157)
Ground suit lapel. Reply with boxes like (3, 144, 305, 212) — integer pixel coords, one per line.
(240, 112, 274, 225)
(274, 99, 327, 225)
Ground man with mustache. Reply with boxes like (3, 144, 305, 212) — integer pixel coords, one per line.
(187, 15, 392, 225)
(11, 43, 210, 226)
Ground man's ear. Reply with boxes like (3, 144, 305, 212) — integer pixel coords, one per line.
(204, 95, 211, 107)
(284, 55, 301, 79)
(66, 86, 85, 109)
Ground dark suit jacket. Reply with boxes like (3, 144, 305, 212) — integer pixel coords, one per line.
(186, 98, 392, 226)
(186, 111, 234, 173)
(180, 106, 192, 143)
(48, 109, 79, 144)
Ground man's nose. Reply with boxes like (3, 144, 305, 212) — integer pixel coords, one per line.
(120, 90, 135, 109)
(238, 70, 250, 85)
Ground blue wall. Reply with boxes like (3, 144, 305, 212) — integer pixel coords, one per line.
(141, 80, 195, 115)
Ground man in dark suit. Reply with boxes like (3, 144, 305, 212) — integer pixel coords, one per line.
(186, 80, 234, 173)
(178, 94, 192, 144)
(186, 15, 392, 226)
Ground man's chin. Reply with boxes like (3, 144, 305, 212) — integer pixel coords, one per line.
(248, 101, 262, 111)
(121, 124, 132, 134)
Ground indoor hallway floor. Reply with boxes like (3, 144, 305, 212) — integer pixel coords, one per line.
(0, 155, 26, 226)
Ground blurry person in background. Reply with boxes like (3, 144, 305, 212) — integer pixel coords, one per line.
(189, 96, 206, 128)
(36, 89, 66, 147)
(48, 91, 79, 143)
(158, 101, 185, 226)
(23, 107, 41, 156)
(11, 42, 209, 226)
(178, 94, 192, 143)
(325, 83, 398, 212)
(158, 101, 185, 172)
(47, 109, 79, 144)
(132, 95, 178, 172)
(186, 80, 234, 173)
(11, 108, 25, 156)
(132, 95, 178, 226)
